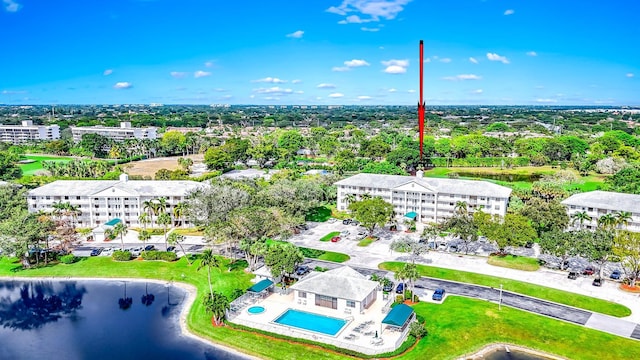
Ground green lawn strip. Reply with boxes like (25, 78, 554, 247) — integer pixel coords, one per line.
(18, 154, 73, 175)
(487, 255, 540, 271)
(403, 297, 640, 360)
(299, 247, 350, 263)
(357, 237, 375, 247)
(380, 261, 630, 317)
(305, 206, 333, 222)
(319, 231, 340, 242)
(173, 228, 205, 236)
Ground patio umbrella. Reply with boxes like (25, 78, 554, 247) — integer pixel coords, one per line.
(375, 331, 378, 338)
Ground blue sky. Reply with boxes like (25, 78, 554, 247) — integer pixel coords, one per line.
(1, 0, 638, 105)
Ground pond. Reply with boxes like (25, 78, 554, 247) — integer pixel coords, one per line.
(454, 171, 543, 183)
(485, 349, 552, 360)
(0, 280, 248, 360)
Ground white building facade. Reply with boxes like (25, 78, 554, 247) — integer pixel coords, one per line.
(335, 172, 512, 223)
(70, 122, 157, 142)
(561, 190, 640, 232)
(27, 174, 203, 228)
(0, 121, 60, 144)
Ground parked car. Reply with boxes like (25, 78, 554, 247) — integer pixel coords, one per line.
(295, 265, 310, 276)
(340, 230, 350, 237)
(90, 248, 103, 256)
(582, 267, 595, 276)
(327, 218, 337, 223)
(101, 247, 113, 256)
(524, 241, 534, 249)
(342, 219, 353, 225)
(330, 236, 341, 243)
(144, 245, 155, 251)
(166, 246, 176, 252)
(610, 270, 622, 280)
(382, 280, 395, 293)
(131, 247, 142, 257)
(592, 278, 603, 287)
(296, 223, 309, 231)
(568, 271, 579, 280)
(396, 283, 405, 294)
(350, 220, 360, 226)
(432, 288, 446, 301)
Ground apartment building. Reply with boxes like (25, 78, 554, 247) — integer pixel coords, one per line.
(27, 174, 203, 228)
(70, 122, 157, 142)
(561, 190, 640, 232)
(335, 172, 512, 223)
(0, 121, 60, 144)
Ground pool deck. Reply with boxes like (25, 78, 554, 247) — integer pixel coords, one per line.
(229, 291, 407, 355)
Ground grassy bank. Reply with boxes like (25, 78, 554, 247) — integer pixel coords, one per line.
(380, 261, 630, 317)
(488, 255, 540, 271)
(2, 257, 639, 359)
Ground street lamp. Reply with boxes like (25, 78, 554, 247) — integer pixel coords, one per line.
(499, 284, 503, 310)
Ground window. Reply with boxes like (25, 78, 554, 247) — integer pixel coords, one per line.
(346, 300, 356, 308)
(315, 295, 337, 309)
(299, 292, 307, 299)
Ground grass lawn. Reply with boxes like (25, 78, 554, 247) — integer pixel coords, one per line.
(129, 227, 165, 235)
(299, 247, 350, 263)
(357, 237, 376, 247)
(488, 255, 540, 271)
(319, 231, 340, 242)
(305, 206, 333, 222)
(380, 262, 630, 318)
(2, 257, 639, 359)
(173, 228, 205, 236)
(18, 154, 73, 176)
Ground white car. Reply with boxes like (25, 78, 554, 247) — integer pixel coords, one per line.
(101, 247, 113, 256)
(327, 218, 337, 223)
(340, 230, 350, 237)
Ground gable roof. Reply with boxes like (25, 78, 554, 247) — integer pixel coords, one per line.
(382, 304, 415, 327)
(334, 173, 512, 198)
(561, 190, 640, 214)
(248, 279, 274, 293)
(290, 266, 377, 301)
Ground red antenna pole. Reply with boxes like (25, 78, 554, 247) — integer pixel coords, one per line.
(418, 40, 425, 160)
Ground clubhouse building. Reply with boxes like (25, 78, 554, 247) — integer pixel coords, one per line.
(561, 190, 640, 232)
(335, 172, 512, 223)
(27, 174, 203, 228)
(0, 121, 60, 144)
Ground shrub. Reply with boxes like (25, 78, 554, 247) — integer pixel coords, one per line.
(59, 254, 79, 264)
(112, 250, 132, 261)
(231, 289, 245, 300)
(314, 266, 328, 272)
(141, 251, 177, 262)
(413, 294, 420, 303)
(395, 295, 404, 304)
(404, 290, 413, 300)
(409, 321, 428, 339)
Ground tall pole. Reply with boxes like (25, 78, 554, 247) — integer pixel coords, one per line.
(499, 284, 503, 310)
(418, 40, 425, 160)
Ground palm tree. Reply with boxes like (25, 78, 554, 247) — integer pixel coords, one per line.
(345, 193, 356, 206)
(202, 291, 230, 326)
(156, 197, 168, 215)
(168, 232, 192, 265)
(571, 211, 592, 230)
(598, 213, 617, 230)
(138, 229, 151, 254)
(142, 200, 156, 227)
(112, 222, 128, 251)
(615, 211, 632, 229)
(403, 263, 419, 302)
(454, 201, 468, 216)
(173, 202, 187, 227)
(157, 212, 172, 250)
(394, 266, 408, 300)
(138, 212, 150, 230)
(198, 249, 219, 295)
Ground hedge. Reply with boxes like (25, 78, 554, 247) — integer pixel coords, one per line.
(430, 157, 530, 167)
(112, 250, 132, 261)
(59, 254, 79, 264)
(141, 251, 177, 262)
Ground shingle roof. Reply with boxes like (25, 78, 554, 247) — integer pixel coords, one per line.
(290, 266, 377, 301)
(335, 173, 512, 198)
(28, 179, 204, 197)
(561, 191, 640, 213)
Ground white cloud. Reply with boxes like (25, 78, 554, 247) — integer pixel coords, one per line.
(329, 93, 344, 98)
(294, 90, 304, 94)
(204, 61, 214, 67)
(504, 9, 515, 16)
(253, 87, 293, 95)
(384, 65, 406, 74)
(3, 0, 21, 12)
(317, 83, 336, 89)
(332, 66, 350, 72)
(361, 27, 380, 32)
(252, 77, 286, 83)
(286, 30, 304, 38)
(344, 59, 370, 67)
(526, 51, 538, 57)
(536, 98, 558, 103)
(213, 88, 227, 92)
(469, 57, 478, 64)
(442, 74, 481, 81)
(357, 95, 372, 100)
(382, 59, 409, 67)
(439, 58, 452, 63)
(291, 79, 302, 84)
(382, 59, 409, 74)
(113, 82, 133, 89)
(327, 0, 412, 23)
(221, 95, 233, 100)
(194, 70, 211, 78)
(471, 89, 483, 94)
(486, 52, 510, 64)
(103, 69, 113, 76)
(407, 89, 416, 93)
(263, 97, 280, 101)
(170, 71, 187, 79)
(388, 88, 397, 92)
(1, 90, 27, 95)
(423, 58, 431, 63)
(626, 73, 634, 78)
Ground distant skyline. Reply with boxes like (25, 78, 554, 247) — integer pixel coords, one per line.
(1, 0, 638, 106)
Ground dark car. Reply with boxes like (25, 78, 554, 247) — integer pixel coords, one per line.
(432, 288, 446, 301)
(582, 267, 595, 276)
(296, 223, 309, 231)
(295, 265, 310, 276)
(90, 248, 103, 256)
(396, 283, 405, 294)
(166, 246, 176, 252)
(382, 280, 395, 293)
(342, 219, 353, 225)
(144, 245, 155, 251)
(610, 270, 622, 280)
(524, 241, 534, 249)
(568, 271, 579, 280)
(592, 278, 603, 287)
(351, 220, 360, 226)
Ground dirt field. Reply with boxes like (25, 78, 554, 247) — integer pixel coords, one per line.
(123, 154, 205, 177)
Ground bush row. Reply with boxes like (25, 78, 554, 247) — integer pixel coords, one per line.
(112, 250, 132, 261)
(59, 254, 79, 264)
(141, 251, 177, 262)
(430, 156, 530, 167)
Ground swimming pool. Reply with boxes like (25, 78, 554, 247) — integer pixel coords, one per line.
(273, 309, 347, 336)
(247, 306, 265, 314)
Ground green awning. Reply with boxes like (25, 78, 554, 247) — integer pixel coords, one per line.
(404, 211, 418, 219)
(382, 304, 414, 327)
(104, 218, 122, 226)
(248, 279, 273, 293)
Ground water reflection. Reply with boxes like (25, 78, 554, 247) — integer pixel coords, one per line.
(0, 281, 85, 330)
(118, 282, 133, 310)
